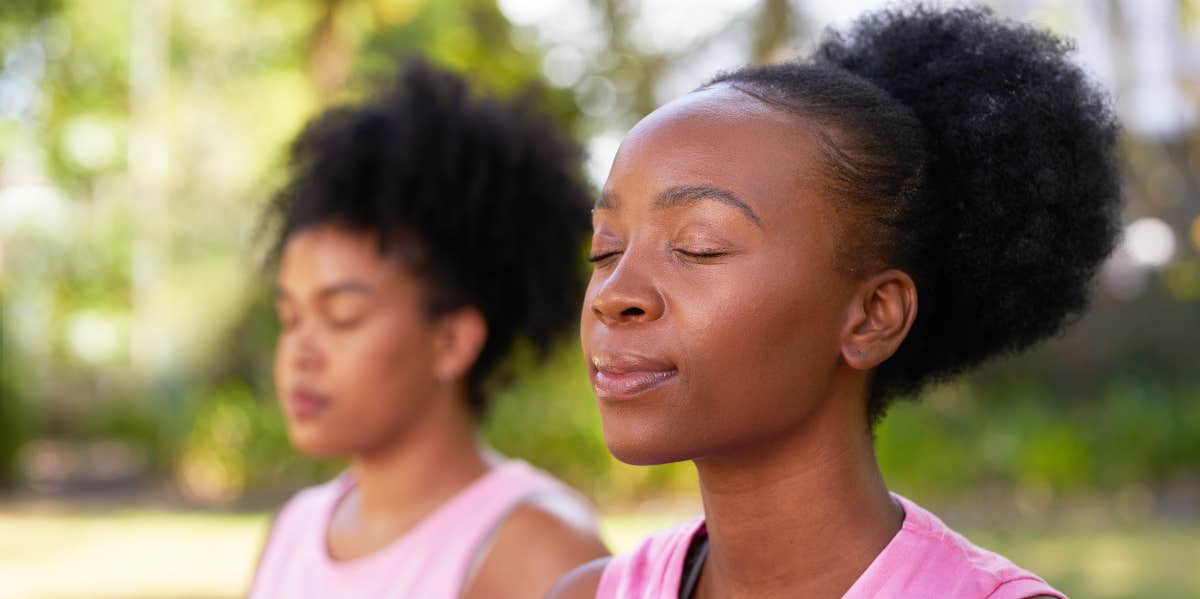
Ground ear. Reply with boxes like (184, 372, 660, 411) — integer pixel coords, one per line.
(431, 306, 488, 383)
(840, 269, 917, 371)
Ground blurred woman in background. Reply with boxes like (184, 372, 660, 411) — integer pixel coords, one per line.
(249, 59, 607, 599)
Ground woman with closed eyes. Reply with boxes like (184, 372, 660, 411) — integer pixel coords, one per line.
(552, 5, 1119, 599)
(248, 60, 608, 599)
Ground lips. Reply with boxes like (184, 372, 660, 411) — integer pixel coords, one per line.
(288, 388, 330, 420)
(589, 353, 678, 399)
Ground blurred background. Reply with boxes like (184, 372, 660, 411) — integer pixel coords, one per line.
(0, 0, 1197, 597)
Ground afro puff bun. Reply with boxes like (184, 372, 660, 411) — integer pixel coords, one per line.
(711, 5, 1122, 422)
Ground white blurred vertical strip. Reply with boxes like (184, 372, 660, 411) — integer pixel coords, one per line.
(1118, 0, 1190, 138)
(128, 0, 172, 376)
(1071, 0, 1117, 95)
(1184, 1, 1200, 82)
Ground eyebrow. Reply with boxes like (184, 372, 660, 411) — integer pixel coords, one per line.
(654, 185, 763, 229)
(275, 281, 373, 300)
(596, 185, 763, 229)
(318, 281, 373, 298)
(596, 189, 620, 211)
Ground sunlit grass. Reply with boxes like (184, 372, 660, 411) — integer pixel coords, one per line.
(0, 510, 267, 599)
(0, 508, 1195, 598)
(963, 523, 1200, 599)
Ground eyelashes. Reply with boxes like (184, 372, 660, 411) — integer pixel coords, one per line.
(327, 316, 365, 330)
(587, 251, 620, 263)
(273, 309, 366, 332)
(675, 249, 729, 260)
(586, 248, 731, 265)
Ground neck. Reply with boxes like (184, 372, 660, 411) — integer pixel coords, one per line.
(350, 385, 492, 522)
(693, 377, 901, 598)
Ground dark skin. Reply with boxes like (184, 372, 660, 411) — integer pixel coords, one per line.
(270, 224, 607, 599)
(551, 85, 1052, 599)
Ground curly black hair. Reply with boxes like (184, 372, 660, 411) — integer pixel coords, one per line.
(707, 5, 1122, 423)
(267, 58, 592, 413)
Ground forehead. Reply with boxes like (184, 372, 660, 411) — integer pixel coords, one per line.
(282, 225, 379, 268)
(605, 85, 821, 216)
(278, 225, 401, 289)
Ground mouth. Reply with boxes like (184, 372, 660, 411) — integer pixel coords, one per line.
(287, 387, 331, 420)
(589, 353, 678, 399)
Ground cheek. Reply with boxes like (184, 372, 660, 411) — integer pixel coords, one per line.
(334, 321, 436, 402)
(316, 316, 441, 450)
(682, 263, 845, 419)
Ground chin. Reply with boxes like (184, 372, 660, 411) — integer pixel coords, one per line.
(287, 426, 351, 460)
(606, 443, 685, 466)
(600, 418, 697, 466)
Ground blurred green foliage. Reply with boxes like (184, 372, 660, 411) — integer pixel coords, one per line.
(877, 379, 1200, 498)
(176, 382, 338, 504)
(0, 285, 29, 488)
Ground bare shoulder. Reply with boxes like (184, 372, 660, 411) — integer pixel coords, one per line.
(463, 499, 609, 599)
(545, 557, 609, 599)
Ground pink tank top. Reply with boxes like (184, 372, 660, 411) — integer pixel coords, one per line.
(248, 459, 593, 598)
(597, 493, 1066, 599)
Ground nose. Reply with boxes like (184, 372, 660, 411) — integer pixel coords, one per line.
(281, 325, 325, 373)
(589, 253, 665, 326)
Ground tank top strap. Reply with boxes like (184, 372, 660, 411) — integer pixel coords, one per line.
(597, 517, 705, 599)
(425, 459, 583, 594)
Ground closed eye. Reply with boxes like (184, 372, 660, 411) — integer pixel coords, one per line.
(676, 250, 727, 258)
(587, 251, 621, 264)
(327, 316, 365, 330)
(675, 249, 730, 260)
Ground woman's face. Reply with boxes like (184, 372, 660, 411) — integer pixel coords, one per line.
(274, 224, 444, 458)
(581, 85, 861, 465)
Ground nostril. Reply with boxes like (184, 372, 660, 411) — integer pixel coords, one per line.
(621, 307, 645, 317)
